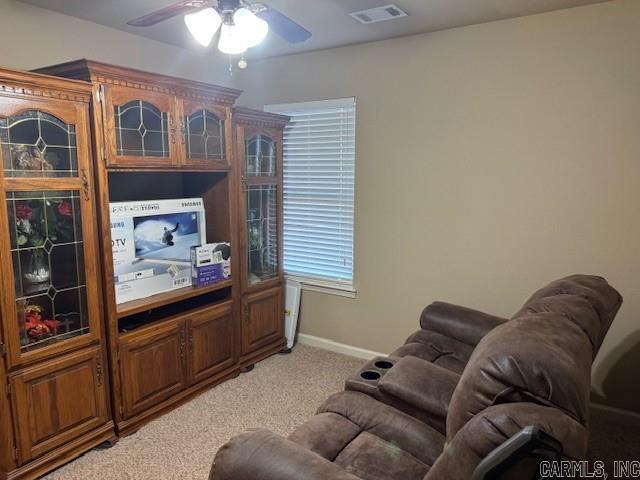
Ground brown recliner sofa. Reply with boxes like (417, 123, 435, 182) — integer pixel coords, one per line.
(210, 275, 622, 480)
(391, 274, 620, 373)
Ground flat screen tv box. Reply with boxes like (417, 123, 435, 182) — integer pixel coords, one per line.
(110, 198, 207, 304)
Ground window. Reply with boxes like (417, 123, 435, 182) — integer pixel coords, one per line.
(266, 98, 355, 295)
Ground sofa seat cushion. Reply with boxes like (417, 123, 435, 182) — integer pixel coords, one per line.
(289, 391, 445, 480)
(334, 431, 430, 480)
(390, 329, 474, 374)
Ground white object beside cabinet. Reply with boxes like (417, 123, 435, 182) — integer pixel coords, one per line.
(284, 279, 301, 349)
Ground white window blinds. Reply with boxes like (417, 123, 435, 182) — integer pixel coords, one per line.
(265, 98, 355, 288)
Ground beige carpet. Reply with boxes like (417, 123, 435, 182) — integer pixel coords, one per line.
(43, 345, 364, 480)
(43, 344, 639, 479)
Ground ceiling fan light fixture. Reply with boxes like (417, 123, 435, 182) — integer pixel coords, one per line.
(218, 23, 249, 55)
(233, 7, 269, 47)
(184, 8, 222, 47)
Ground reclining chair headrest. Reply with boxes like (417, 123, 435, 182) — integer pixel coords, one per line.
(446, 312, 593, 441)
(513, 294, 600, 355)
(513, 274, 622, 354)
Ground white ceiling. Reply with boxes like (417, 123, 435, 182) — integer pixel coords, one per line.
(19, 0, 613, 58)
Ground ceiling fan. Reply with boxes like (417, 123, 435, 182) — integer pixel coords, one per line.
(127, 0, 311, 57)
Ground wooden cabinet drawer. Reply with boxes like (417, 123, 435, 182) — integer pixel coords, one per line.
(9, 346, 109, 464)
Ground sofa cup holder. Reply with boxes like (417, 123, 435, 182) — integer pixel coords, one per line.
(360, 370, 381, 381)
(373, 360, 394, 369)
(346, 357, 397, 393)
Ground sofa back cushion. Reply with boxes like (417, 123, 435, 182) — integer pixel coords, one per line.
(513, 275, 622, 355)
(446, 312, 592, 441)
(514, 294, 601, 353)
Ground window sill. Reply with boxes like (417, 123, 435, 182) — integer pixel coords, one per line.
(286, 275, 356, 299)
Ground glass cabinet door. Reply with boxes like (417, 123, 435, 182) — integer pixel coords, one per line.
(242, 131, 281, 288)
(103, 85, 178, 168)
(246, 184, 278, 285)
(7, 190, 89, 352)
(246, 134, 277, 177)
(181, 101, 229, 169)
(0, 101, 101, 366)
(0, 111, 79, 178)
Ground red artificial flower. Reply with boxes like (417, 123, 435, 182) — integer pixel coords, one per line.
(27, 322, 50, 338)
(15, 203, 33, 220)
(25, 312, 42, 324)
(57, 202, 72, 217)
(23, 304, 56, 339)
(44, 319, 61, 330)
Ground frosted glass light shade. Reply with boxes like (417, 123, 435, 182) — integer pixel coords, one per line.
(233, 8, 269, 47)
(184, 8, 222, 47)
(218, 23, 249, 55)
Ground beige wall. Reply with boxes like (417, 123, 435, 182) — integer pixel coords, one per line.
(1, 0, 637, 414)
(0, 0, 234, 86)
(235, 0, 640, 413)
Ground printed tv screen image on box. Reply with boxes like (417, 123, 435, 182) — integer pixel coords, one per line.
(133, 211, 201, 262)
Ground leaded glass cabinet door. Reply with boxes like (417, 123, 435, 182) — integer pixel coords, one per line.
(103, 84, 179, 168)
(0, 97, 103, 367)
(239, 126, 283, 291)
(180, 100, 230, 170)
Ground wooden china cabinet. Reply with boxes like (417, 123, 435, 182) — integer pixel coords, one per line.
(0, 60, 290, 477)
(35, 60, 245, 435)
(0, 68, 113, 480)
(233, 108, 289, 368)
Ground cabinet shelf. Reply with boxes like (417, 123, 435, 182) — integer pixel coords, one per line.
(116, 279, 233, 319)
(20, 326, 91, 352)
(105, 166, 232, 173)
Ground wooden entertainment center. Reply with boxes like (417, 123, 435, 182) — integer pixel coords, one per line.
(0, 61, 289, 479)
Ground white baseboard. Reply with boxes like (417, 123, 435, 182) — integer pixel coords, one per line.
(297, 333, 386, 360)
(590, 402, 640, 427)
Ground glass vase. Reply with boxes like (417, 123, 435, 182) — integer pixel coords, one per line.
(23, 249, 50, 291)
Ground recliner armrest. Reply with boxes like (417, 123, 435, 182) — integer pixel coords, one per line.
(420, 302, 508, 346)
(378, 356, 459, 423)
(471, 426, 562, 480)
(210, 430, 362, 480)
(425, 403, 587, 480)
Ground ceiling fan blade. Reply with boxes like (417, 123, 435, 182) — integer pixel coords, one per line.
(255, 6, 311, 43)
(127, 0, 211, 27)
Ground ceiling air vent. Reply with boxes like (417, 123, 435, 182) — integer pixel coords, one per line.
(349, 4, 408, 25)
